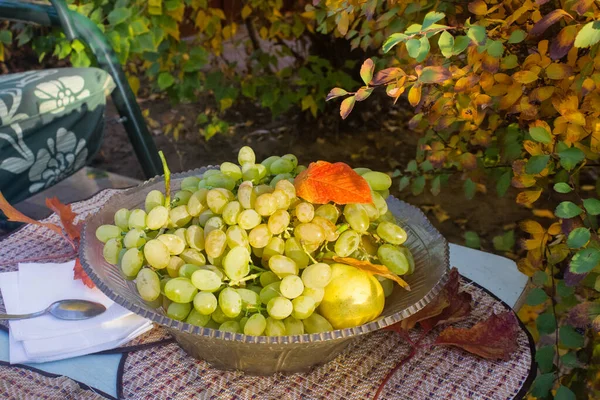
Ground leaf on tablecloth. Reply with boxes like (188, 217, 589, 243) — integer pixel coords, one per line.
(434, 311, 520, 360)
(420, 268, 472, 331)
(73, 258, 95, 289)
(294, 161, 372, 204)
(332, 256, 411, 290)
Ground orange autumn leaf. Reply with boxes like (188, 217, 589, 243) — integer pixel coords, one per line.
(294, 161, 372, 204)
(45, 197, 81, 243)
(516, 189, 542, 205)
(73, 258, 95, 289)
(434, 311, 519, 360)
(408, 84, 421, 106)
(332, 256, 411, 290)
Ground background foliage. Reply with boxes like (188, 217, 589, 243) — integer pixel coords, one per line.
(2, 0, 600, 398)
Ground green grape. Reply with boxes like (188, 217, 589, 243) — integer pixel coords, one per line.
(219, 287, 242, 318)
(252, 246, 264, 258)
(222, 201, 242, 225)
(172, 190, 193, 207)
(179, 264, 202, 279)
(237, 209, 261, 230)
(193, 291, 218, 315)
(284, 238, 309, 269)
(267, 210, 290, 235)
(237, 181, 256, 209)
(295, 202, 314, 223)
(376, 221, 407, 245)
(197, 179, 208, 189)
(362, 171, 392, 191)
(247, 284, 262, 295)
(211, 306, 232, 324)
(219, 320, 241, 333)
(169, 205, 192, 227)
(261, 155, 280, 171)
(190, 268, 222, 292)
(398, 246, 415, 274)
(205, 229, 227, 258)
(270, 158, 294, 174)
(265, 317, 286, 336)
(114, 208, 131, 230)
(204, 216, 225, 236)
(238, 146, 256, 165)
(249, 224, 272, 248)
(186, 309, 211, 327)
(302, 286, 324, 305)
(136, 268, 161, 301)
(157, 234, 186, 255)
(259, 271, 281, 287)
(294, 165, 307, 174)
(255, 193, 277, 216)
(95, 225, 122, 243)
(206, 319, 220, 329)
(226, 225, 249, 248)
(145, 190, 164, 213)
(185, 225, 205, 251)
(377, 276, 395, 297)
(187, 189, 208, 217)
(206, 173, 236, 191)
(334, 230, 360, 257)
(174, 228, 187, 243)
(220, 162, 243, 181)
(275, 179, 296, 199)
(120, 248, 144, 277)
(253, 184, 274, 197)
(146, 206, 169, 230)
(343, 204, 369, 232)
(123, 228, 146, 248)
(167, 301, 192, 321)
(181, 176, 201, 192)
(284, 316, 304, 335)
(301, 263, 332, 289)
(202, 169, 220, 178)
(353, 167, 371, 175)
(180, 248, 206, 266)
(294, 223, 325, 245)
(222, 246, 250, 281)
(371, 191, 388, 216)
(259, 281, 281, 305)
(282, 154, 298, 168)
(315, 204, 340, 224)
(207, 188, 231, 214)
(198, 209, 216, 227)
(164, 277, 198, 303)
(261, 236, 285, 265)
(377, 244, 409, 275)
(269, 173, 293, 187)
(271, 189, 291, 210)
(236, 288, 260, 311)
(200, 264, 225, 280)
(144, 239, 170, 269)
(377, 189, 390, 198)
(291, 296, 316, 320)
(279, 275, 304, 299)
(166, 256, 185, 278)
(303, 313, 333, 334)
(361, 202, 380, 221)
(311, 216, 339, 242)
(103, 238, 122, 264)
(242, 164, 262, 183)
(269, 255, 298, 278)
(267, 296, 293, 320)
(244, 313, 267, 335)
(239, 316, 249, 332)
(377, 211, 395, 223)
(208, 252, 225, 268)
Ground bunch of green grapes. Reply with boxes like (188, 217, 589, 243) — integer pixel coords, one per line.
(95, 146, 414, 336)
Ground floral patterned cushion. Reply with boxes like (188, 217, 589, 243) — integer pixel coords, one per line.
(0, 68, 115, 204)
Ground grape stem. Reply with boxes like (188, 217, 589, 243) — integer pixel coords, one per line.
(230, 272, 261, 286)
(250, 264, 267, 272)
(336, 223, 350, 234)
(158, 151, 171, 207)
(301, 243, 319, 264)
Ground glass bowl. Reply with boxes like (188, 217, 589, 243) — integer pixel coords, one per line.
(79, 167, 449, 375)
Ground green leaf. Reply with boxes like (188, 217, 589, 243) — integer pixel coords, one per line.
(71, 39, 85, 53)
(525, 155, 550, 174)
(382, 33, 408, 53)
(555, 201, 583, 219)
(535, 345, 555, 373)
(537, 312, 557, 335)
(575, 20, 600, 48)
(555, 385, 576, 400)
(508, 29, 527, 44)
(438, 31, 454, 58)
(464, 178, 476, 199)
(526, 288, 549, 306)
(496, 171, 511, 197)
(416, 36, 430, 62)
(529, 126, 552, 143)
(570, 247, 600, 274)
(467, 25, 486, 45)
(418, 66, 451, 83)
(421, 11, 445, 31)
(398, 176, 410, 191)
(411, 175, 425, 195)
(531, 373, 555, 398)
(157, 72, 175, 90)
(493, 230, 515, 252)
(360, 59, 374, 85)
(131, 19, 150, 35)
(107, 8, 132, 26)
(556, 280, 575, 297)
(567, 227, 590, 248)
(554, 182, 572, 193)
(69, 51, 91, 67)
(464, 231, 481, 249)
(486, 40, 504, 57)
(533, 271, 548, 286)
(560, 352, 579, 367)
(430, 175, 441, 196)
(405, 160, 418, 172)
(453, 36, 470, 54)
(406, 38, 421, 58)
(583, 198, 600, 215)
(558, 147, 585, 171)
(0, 30, 12, 45)
(559, 325, 584, 348)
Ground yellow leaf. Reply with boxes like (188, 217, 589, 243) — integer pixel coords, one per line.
(529, 86, 554, 102)
(523, 140, 543, 156)
(0, 43, 4, 62)
(220, 97, 233, 112)
(486, 84, 508, 96)
(338, 11, 349, 36)
(582, 78, 596, 96)
(241, 5, 252, 19)
(408, 84, 422, 107)
(545, 63, 573, 79)
(520, 220, 544, 235)
(548, 223, 562, 236)
(259, 26, 268, 39)
(468, 0, 488, 15)
(513, 70, 539, 84)
(127, 75, 140, 96)
(562, 110, 586, 126)
(516, 189, 542, 205)
(517, 258, 538, 277)
(532, 209, 555, 218)
(499, 83, 522, 110)
(211, 8, 226, 20)
(167, 4, 185, 22)
(522, 238, 542, 251)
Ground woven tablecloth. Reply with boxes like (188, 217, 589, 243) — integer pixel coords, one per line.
(0, 189, 535, 400)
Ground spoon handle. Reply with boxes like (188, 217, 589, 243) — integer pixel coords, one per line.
(0, 310, 47, 320)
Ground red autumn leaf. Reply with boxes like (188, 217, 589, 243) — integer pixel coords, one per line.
(530, 9, 572, 37)
(420, 268, 472, 331)
(340, 95, 356, 119)
(574, 0, 594, 15)
(434, 311, 520, 360)
(45, 197, 81, 243)
(326, 87, 348, 101)
(73, 258, 95, 289)
(294, 161, 373, 204)
(371, 67, 406, 86)
(550, 25, 577, 60)
(332, 256, 411, 290)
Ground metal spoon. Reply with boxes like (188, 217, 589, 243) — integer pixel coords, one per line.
(0, 299, 106, 321)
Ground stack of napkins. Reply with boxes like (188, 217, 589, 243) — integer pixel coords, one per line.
(0, 261, 152, 363)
